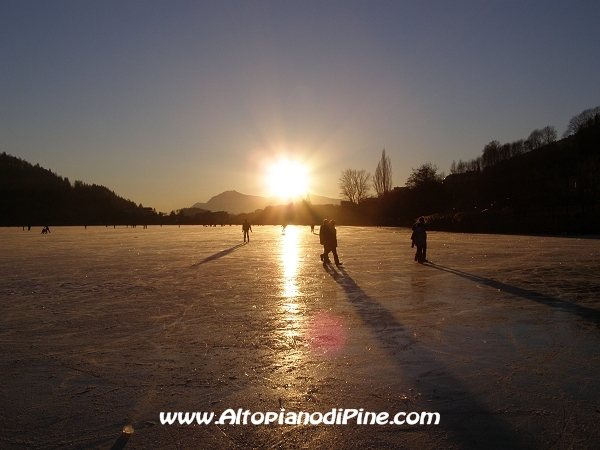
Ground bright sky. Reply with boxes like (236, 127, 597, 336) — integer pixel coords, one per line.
(1, 1, 599, 213)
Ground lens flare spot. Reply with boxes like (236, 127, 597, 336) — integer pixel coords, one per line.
(306, 313, 346, 354)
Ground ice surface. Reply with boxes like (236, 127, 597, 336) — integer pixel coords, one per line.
(1, 225, 599, 449)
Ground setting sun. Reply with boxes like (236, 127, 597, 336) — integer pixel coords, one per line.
(266, 160, 309, 199)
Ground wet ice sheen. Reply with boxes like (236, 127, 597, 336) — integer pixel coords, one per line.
(0, 226, 599, 449)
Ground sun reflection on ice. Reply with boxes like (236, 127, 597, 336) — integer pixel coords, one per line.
(281, 225, 300, 299)
(279, 226, 304, 338)
(274, 226, 308, 398)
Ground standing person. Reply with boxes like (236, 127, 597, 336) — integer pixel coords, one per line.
(328, 220, 342, 266)
(242, 219, 252, 242)
(411, 216, 427, 263)
(319, 220, 331, 263)
(320, 219, 342, 266)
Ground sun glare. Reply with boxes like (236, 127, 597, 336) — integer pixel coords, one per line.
(266, 160, 309, 199)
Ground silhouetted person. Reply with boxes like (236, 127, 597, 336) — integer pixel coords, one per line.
(327, 220, 342, 266)
(411, 217, 427, 263)
(319, 220, 331, 263)
(320, 220, 342, 266)
(242, 219, 252, 242)
(41, 225, 50, 234)
(282, 224, 287, 234)
(310, 223, 315, 233)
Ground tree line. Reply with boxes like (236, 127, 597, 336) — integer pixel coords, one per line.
(336, 105, 600, 233)
(2, 105, 599, 233)
(0, 152, 160, 227)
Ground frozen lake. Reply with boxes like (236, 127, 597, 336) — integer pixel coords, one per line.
(1, 225, 599, 449)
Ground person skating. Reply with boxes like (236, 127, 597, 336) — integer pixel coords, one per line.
(410, 216, 427, 263)
(328, 220, 342, 266)
(319, 220, 331, 263)
(320, 219, 342, 266)
(242, 219, 252, 242)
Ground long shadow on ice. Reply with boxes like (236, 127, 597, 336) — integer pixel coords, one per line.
(426, 263, 600, 330)
(325, 264, 527, 449)
(191, 243, 246, 267)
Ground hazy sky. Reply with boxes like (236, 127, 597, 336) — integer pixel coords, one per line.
(2, 1, 599, 212)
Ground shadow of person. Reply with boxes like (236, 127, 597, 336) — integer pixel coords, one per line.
(191, 243, 247, 267)
(323, 264, 527, 449)
(109, 426, 133, 450)
(425, 262, 600, 330)
(109, 433, 130, 450)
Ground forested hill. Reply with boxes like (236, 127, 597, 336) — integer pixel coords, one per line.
(0, 152, 158, 226)
(412, 116, 600, 234)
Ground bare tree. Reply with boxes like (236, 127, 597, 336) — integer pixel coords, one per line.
(450, 160, 457, 174)
(499, 142, 512, 161)
(526, 126, 556, 151)
(481, 140, 501, 168)
(339, 169, 357, 204)
(526, 129, 543, 151)
(539, 126, 557, 145)
(510, 139, 525, 157)
(355, 170, 372, 203)
(373, 149, 393, 197)
(339, 168, 372, 204)
(405, 162, 443, 188)
(563, 106, 600, 138)
(468, 156, 482, 172)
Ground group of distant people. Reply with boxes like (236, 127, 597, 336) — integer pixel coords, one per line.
(240, 215, 428, 265)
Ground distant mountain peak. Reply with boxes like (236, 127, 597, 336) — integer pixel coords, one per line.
(191, 190, 340, 214)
